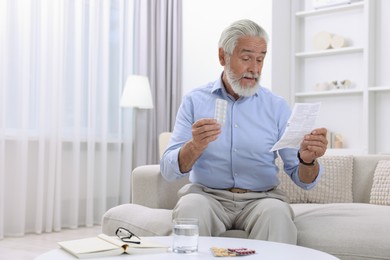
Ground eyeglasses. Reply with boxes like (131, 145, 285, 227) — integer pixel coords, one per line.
(115, 227, 141, 244)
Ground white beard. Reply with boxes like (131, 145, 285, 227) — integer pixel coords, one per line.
(225, 65, 260, 97)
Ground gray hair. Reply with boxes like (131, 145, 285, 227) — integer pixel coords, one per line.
(218, 19, 269, 55)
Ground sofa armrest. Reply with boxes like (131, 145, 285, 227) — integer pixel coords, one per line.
(131, 164, 189, 209)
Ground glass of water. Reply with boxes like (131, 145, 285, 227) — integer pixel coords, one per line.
(172, 218, 199, 253)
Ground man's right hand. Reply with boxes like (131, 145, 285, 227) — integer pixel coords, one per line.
(191, 118, 222, 152)
(178, 118, 221, 173)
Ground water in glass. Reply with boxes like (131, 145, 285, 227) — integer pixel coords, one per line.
(172, 218, 199, 253)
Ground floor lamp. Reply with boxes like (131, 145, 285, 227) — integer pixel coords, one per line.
(120, 75, 154, 169)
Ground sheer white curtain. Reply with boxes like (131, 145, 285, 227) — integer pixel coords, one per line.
(0, 0, 134, 238)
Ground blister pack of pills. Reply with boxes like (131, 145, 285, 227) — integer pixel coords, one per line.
(210, 247, 256, 257)
(214, 98, 228, 125)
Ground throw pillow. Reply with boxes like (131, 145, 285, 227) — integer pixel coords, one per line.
(275, 158, 305, 203)
(277, 155, 354, 203)
(369, 160, 390, 205)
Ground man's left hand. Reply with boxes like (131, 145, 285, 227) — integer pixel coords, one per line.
(299, 128, 328, 164)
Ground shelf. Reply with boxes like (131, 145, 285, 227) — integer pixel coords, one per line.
(368, 86, 390, 92)
(295, 1, 364, 18)
(295, 47, 363, 58)
(295, 89, 363, 97)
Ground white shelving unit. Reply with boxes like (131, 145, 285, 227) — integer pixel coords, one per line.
(290, 0, 377, 154)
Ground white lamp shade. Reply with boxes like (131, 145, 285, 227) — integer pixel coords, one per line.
(120, 75, 154, 109)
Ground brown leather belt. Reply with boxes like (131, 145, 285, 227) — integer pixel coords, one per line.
(226, 187, 275, 193)
(226, 188, 253, 193)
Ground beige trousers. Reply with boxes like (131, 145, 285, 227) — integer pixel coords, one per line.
(172, 183, 297, 245)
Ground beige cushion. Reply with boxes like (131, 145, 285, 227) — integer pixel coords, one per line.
(370, 160, 390, 205)
(277, 155, 353, 203)
(292, 203, 390, 259)
(101, 204, 173, 236)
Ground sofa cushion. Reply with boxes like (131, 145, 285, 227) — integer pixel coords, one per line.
(292, 203, 390, 259)
(101, 204, 173, 237)
(277, 155, 353, 203)
(370, 160, 390, 205)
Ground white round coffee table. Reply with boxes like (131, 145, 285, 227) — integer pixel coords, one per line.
(35, 236, 339, 259)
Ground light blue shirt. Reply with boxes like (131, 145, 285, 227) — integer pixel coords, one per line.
(160, 77, 322, 191)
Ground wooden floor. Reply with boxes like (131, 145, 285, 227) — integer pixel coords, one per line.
(0, 225, 102, 260)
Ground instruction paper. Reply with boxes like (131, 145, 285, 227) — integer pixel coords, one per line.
(270, 103, 321, 151)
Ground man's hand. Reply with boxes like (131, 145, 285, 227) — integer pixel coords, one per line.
(299, 128, 328, 163)
(297, 128, 328, 183)
(178, 118, 221, 173)
(191, 118, 221, 152)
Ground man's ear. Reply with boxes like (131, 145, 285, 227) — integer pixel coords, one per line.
(218, 48, 226, 66)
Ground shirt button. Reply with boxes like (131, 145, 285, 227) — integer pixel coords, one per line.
(234, 124, 238, 128)
(234, 172, 238, 176)
(233, 148, 237, 152)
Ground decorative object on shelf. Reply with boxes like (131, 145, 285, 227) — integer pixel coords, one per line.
(330, 34, 346, 48)
(313, 32, 348, 50)
(313, 31, 332, 50)
(333, 134, 343, 148)
(327, 131, 344, 149)
(315, 82, 330, 91)
(330, 80, 340, 89)
(330, 80, 353, 89)
(315, 80, 352, 91)
(312, 0, 362, 9)
(340, 79, 352, 88)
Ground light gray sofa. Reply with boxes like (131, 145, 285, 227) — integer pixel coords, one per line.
(102, 155, 390, 260)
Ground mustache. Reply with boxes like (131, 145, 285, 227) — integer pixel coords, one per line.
(241, 73, 260, 79)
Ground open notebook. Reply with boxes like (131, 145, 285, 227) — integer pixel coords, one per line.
(58, 234, 169, 259)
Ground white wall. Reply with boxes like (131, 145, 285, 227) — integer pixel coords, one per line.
(182, 0, 273, 96)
